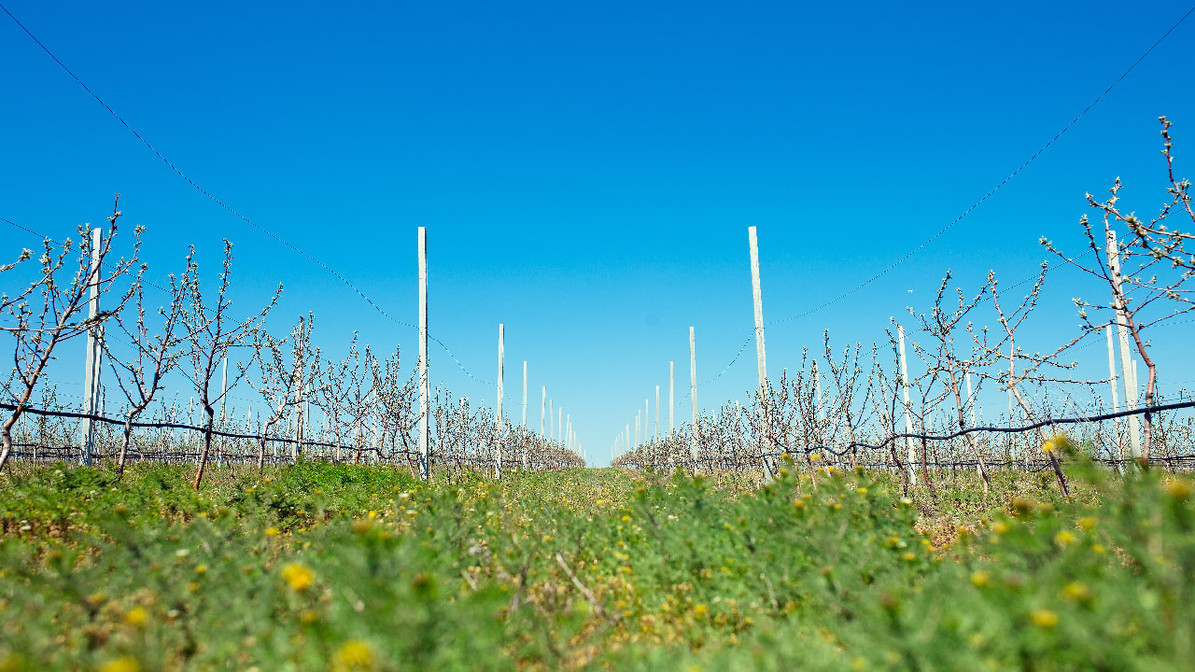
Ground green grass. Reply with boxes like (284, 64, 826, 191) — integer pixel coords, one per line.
(0, 459, 1192, 671)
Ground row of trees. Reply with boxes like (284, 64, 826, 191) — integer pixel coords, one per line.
(0, 197, 582, 487)
(616, 117, 1195, 492)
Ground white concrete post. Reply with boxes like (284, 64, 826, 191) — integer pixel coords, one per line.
(80, 227, 103, 465)
(1106, 230, 1142, 457)
(748, 226, 775, 479)
(495, 323, 504, 479)
(1104, 323, 1124, 462)
(218, 357, 229, 466)
(417, 227, 430, 480)
(897, 325, 917, 483)
(813, 359, 823, 423)
(965, 368, 975, 473)
(655, 385, 660, 440)
(521, 360, 528, 470)
(669, 361, 675, 438)
(644, 399, 649, 442)
(690, 326, 699, 465)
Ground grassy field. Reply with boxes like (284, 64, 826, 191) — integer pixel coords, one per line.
(1, 459, 1193, 671)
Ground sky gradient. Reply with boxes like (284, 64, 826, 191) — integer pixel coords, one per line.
(3, 1, 1194, 465)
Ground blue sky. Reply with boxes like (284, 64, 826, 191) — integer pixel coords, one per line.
(3, 1, 1194, 465)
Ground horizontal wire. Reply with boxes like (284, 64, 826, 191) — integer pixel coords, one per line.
(0, 2, 497, 389)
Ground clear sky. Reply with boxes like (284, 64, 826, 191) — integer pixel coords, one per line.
(3, 1, 1194, 466)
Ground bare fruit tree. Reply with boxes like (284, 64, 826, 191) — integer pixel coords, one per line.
(103, 249, 195, 475)
(907, 270, 995, 493)
(314, 332, 371, 464)
(246, 313, 317, 469)
(183, 241, 280, 489)
(823, 331, 874, 471)
(0, 200, 140, 472)
(1125, 117, 1195, 272)
(370, 346, 419, 473)
(1042, 117, 1195, 460)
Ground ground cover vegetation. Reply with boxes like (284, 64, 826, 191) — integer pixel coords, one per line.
(2, 458, 1193, 671)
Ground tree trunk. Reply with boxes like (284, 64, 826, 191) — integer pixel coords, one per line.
(193, 406, 215, 489)
(0, 412, 19, 473)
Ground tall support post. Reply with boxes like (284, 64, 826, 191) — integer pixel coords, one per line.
(521, 360, 528, 470)
(495, 323, 505, 479)
(655, 385, 660, 440)
(748, 226, 775, 480)
(644, 399, 649, 442)
(417, 227, 430, 480)
(964, 371, 977, 426)
(80, 227, 103, 465)
(690, 326, 699, 467)
(965, 370, 980, 477)
(295, 320, 308, 461)
(1104, 324, 1124, 464)
(897, 325, 917, 484)
(669, 361, 675, 438)
(813, 359, 823, 422)
(1107, 230, 1142, 458)
(218, 357, 229, 466)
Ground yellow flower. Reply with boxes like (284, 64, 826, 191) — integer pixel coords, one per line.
(970, 570, 990, 588)
(281, 563, 315, 592)
(1077, 517, 1098, 531)
(194, 564, 208, 575)
(692, 604, 709, 618)
(856, 487, 868, 495)
(1054, 531, 1077, 547)
(1061, 582, 1093, 604)
(991, 520, 1011, 535)
(97, 657, 141, 672)
(1030, 609, 1059, 629)
(265, 527, 281, 537)
(124, 606, 149, 628)
(1164, 480, 1193, 502)
(332, 640, 377, 672)
(901, 552, 917, 563)
(1042, 432, 1074, 454)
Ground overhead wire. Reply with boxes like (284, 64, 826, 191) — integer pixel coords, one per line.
(681, 5, 1195, 394)
(0, 2, 495, 388)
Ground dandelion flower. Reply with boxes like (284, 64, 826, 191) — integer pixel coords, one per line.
(1031, 609, 1059, 629)
(97, 657, 141, 672)
(281, 563, 315, 592)
(332, 640, 377, 672)
(124, 606, 149, 628)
